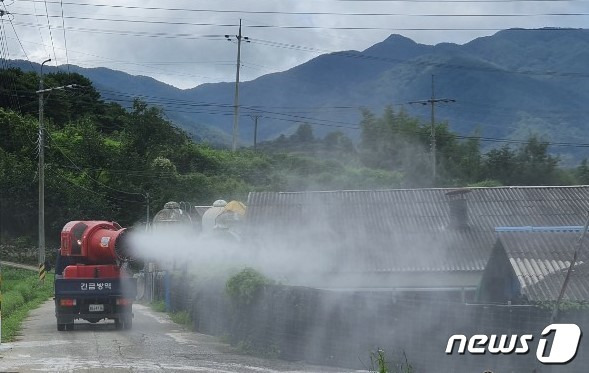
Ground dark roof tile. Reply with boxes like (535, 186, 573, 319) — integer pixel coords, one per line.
(246, 186, 589, 273)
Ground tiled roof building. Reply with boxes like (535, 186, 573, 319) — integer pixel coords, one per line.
(245, 186, 589, 299)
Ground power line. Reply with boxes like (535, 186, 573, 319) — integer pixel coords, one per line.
(31, 0, 50, 59)
(42, 0, 59, 67)
(4, 79, 585, 150)
(249, 38, 589, 79)
(58, 0, 70, 74)
(53, 170, 144, 204)
(97, 89, 362, 129)
(9, 18, 588, 80)
(99, 95, 589, 149)
(17, 34, 228, 80)
(2, 82, 585, 138)
(335, 0, 588, 2)
(10, 20, 225, 40)
(45, 130, 145, 197)
(1, 32, 229, 81)
(1, 3, 35, 70)
(0, 15, 20, 110)
(10, 12, 589, 31)
(7, 87, 589, 165)
(95, 88, 589, 141)
(41, 90, 589, 151)
(12, 0, 589, 17)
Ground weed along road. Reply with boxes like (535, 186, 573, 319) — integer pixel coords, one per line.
(0, 301, 355, 372)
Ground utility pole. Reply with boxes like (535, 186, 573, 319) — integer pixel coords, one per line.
(551, 211, 589, 323)
(1, 261, 3, 345)
(37, 58, 51, 279)
(250, 115, 260, 150)
(37, 58, 78, 281)
(145, 192, 150, 231)
(408, 75, 455, 181)
(225, 20, 250, 152)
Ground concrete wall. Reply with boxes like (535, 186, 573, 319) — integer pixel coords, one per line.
(169, 273, 589, 373)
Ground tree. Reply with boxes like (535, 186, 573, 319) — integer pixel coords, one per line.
(323, 131, 354, 152)
(515, 135, 559, 185)
(359, 106, 431, 185)
(483, 145, 519, 185)
(482, 136, 561, 186)
(291, 123, 314, 143)
(576, 159, 589, 184)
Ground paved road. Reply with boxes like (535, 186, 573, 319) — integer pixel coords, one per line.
(0, 301, 358, 372)
(0, 261, 38, 272)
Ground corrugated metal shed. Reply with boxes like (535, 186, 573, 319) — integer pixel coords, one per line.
(496, 231, 589, 302)
(246, 186, 589, 274)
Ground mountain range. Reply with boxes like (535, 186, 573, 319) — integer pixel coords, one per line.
(9, 28, 589, 161)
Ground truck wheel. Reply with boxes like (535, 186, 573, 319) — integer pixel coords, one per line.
(65, 323, 75, 331)
(57, 323, 66, 331)
(123, 317, 133, 330)
(115, 318, 123, 330)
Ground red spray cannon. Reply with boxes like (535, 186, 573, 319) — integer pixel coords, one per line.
(60, 221, 133, 264)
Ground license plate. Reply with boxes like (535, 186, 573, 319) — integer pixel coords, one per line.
(89, 304, 104, 312)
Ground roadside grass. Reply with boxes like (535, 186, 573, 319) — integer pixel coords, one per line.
(170, 310, 191, 326)
(1, 267, 54, 342)
(149, 300, 192, 327)
(149, 300, 166, 312)
(369, 349, 414, 373)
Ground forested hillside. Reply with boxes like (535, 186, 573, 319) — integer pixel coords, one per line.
(1, 68, 588, 246)
(0, 69, 400, 245)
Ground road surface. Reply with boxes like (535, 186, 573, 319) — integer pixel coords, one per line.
(0, 260, 38, 272)
(0, 301, 358, 372)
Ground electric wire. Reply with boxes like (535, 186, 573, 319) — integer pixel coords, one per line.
(97, 94, 589, 149)
(12, 0, 589, 17)
(0, 16, 22, 111)
(58, 0, 70, 74)
(9, 20, 226, 40)
(1, 81, 588, 150)
(249, 38, 589, 79)
(42, 0, 59, 67)
(45, 130, 145, 198)
(9, 12, 589, 31)
(2, 2, 35, 70)
(31, 0, 50, 59)
(53, 169, 145, 204)
(7, 20, 587, 79)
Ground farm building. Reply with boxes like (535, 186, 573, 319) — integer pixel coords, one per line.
(245, 186, 589, 301)
(478, 230, 589, 304)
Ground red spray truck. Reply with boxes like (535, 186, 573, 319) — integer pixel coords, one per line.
(54, 221, 137, 331)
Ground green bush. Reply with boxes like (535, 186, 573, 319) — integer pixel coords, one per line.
(226, 268, 271, 305)
(150, 300, 166, 312)
(170, 311, 192, 326)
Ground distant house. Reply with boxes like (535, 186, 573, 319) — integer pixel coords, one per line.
(245, 186, 589, 301)
(478, 230, 589, 304)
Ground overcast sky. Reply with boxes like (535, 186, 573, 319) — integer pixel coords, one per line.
(2, 0, 587, 89)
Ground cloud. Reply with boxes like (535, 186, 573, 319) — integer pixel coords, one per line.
(3, 0, 586, 89)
